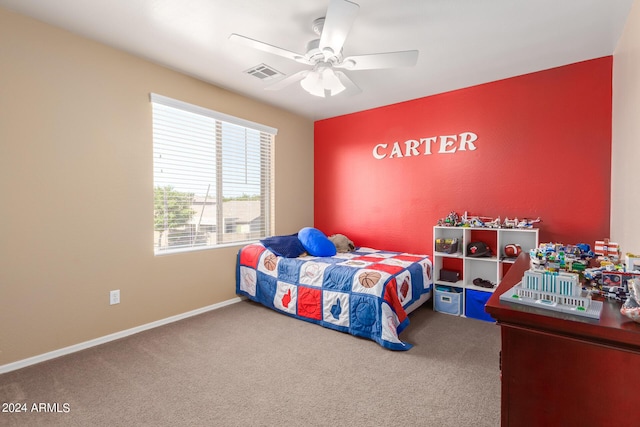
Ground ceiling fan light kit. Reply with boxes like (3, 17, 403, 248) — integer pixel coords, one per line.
(301, 63, 346, 97)
(230, 0, 418, 98)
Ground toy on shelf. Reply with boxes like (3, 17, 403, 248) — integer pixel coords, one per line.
(436, 211, 540, 229)
(460, 212, 495, 228)
(504, 243, 522, 259)
(473, 277, 495, 288)
(485, 217, 502, 228)
(516, 217, 541, 228)
(435, 237, 459, 254)
(437, 211, 460, 227)
(502, 218, 517, 228)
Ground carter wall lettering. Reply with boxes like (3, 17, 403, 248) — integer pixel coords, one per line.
(372, 132, 478, 160)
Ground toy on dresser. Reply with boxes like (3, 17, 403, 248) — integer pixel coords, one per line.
(621, 279, 640, 323)
(499, 242, 606, 319)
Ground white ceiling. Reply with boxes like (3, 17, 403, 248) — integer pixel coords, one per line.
(0, 0, 633, 120)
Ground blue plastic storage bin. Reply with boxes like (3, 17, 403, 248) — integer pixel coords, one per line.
(434, 286, 462, 315)
(465, 289, 494, 322)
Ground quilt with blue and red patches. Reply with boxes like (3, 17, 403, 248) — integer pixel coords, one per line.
(236, 244, 433, 350)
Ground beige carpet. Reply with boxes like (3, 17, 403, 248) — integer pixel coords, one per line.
(0, 300, 501, 426)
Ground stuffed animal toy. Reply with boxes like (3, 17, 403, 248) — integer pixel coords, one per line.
(328, 234, 355, 253)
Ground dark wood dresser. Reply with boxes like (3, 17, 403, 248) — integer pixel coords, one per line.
(485, 253, 640, 426)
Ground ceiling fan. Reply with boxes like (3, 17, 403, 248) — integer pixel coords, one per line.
(229, 0, 419, 98)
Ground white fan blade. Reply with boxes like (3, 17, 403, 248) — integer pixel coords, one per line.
(335, 71, 362, 96)
(319, 0, 360, 57)
(337, 50, 419, 70)
(264, 70, 309, 91)
(229, 34, 312, 65)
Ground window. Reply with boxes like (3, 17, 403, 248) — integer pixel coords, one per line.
(151, 93, 276, 254)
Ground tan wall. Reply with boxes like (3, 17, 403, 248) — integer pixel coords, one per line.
(0, 8, 314, 366)
(612, 0, 640, 254)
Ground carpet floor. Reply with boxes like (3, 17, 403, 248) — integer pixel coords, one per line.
(0, 300, 501, 426)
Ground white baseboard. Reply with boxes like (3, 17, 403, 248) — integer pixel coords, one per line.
(0, 297, 243, 375)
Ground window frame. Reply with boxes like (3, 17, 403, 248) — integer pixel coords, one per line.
(151, 93, 277, 255)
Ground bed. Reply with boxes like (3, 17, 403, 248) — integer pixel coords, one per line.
(236, 243, 433, 350)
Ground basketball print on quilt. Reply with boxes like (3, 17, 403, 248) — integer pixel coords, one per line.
(263, 253, 277, 271)
(352, 269, 389, 297)
(257, 250, 279, 278)
(359, 271, 381, 288)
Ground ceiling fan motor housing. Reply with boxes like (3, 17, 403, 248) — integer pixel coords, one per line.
(306, 38, 342, 65)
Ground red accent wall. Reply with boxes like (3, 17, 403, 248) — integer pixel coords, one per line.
(314, 57, 612, 254)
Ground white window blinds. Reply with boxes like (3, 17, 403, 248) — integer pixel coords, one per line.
(151, 93, 276, 254)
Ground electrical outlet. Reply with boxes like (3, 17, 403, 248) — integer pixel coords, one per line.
(110, 289, 120, 305)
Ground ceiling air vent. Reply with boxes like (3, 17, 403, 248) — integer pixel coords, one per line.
(245, 64, 282, 80)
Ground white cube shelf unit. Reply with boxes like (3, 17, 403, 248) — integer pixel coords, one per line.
(433, 225, 539, 319)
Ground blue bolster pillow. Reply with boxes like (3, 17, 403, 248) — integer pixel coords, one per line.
(298, 227, 336, 257)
